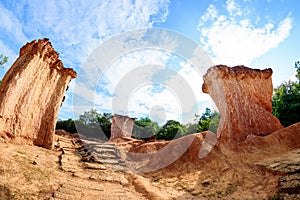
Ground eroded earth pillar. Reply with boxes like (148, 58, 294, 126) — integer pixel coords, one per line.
(0, 39, 76, 149)
(202, 65, 283, 143)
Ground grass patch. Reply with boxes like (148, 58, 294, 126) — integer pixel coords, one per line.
(268, 193, 283, 200)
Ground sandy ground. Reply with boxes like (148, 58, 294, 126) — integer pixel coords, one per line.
(1, 126, 299, 200)
(0, 137, 183, 200)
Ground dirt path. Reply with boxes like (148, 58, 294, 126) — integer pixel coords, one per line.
(2, 133, 299, 200)
(0, 136, 183, 200)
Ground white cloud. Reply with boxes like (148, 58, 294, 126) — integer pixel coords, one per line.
(199, 5, 218, 26)
(74, 46, 211, 123)
(0, 0, 170, 69)
(177, 62, 210, 102)
(80, 51, 186, 119)
(101, 50, 170, 93)
(226, 0, 242, 16)
(198, 1, 293, 66)
(0, 1, 216, 123)
(0, 1, 170, 119)
(73, 48, 173, 119)
(287, 74, 297, 82)
(127, 84, 182, 124)
(161, 61, 212, 123)
(70, 25, 216, 122)
(0, 3, 28, 44)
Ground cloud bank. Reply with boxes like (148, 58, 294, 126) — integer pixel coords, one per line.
(198, 0, 292, 66)
(0, 1, 173, 121)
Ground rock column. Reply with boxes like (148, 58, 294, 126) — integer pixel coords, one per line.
(202, 65, 283, 143)
(110, 114, 134, 141)
(0, 39, 76, 149)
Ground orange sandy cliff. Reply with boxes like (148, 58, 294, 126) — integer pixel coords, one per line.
(0, 39, 76, 149)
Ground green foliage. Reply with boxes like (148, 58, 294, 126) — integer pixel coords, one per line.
(197, 108, 211, 132)
(132, 117, 159, 139)
(76, 109, 112, 139)
(79, 109, 100, 125)
(196, 108, 220, 133)
(58, 107, 220, 141)
(97, 112, 112, 139)
(56, 118, 77, 133)
(272, 62, 300, 126)
(184, 123, 198, 135)
(209, 111, 221, 133)
(0, 54, 8, 66)
(156, 120, 185, 140)
(153, 108, 220, 140)
(0, 54, 8, 84)
(295, 61, 300, 80)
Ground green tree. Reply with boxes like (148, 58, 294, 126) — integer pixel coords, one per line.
(0, 54, 8, 66)
(132, 117, 159, 139)
(79, 109, 100, 125)
(77, 109, 112, 140)
(197, 108, 212, 132)
(97, 112, 112, 139)
(184, 123, 198, 135)
(295, 61, 300, 80)
(191, 108, 220, 133)
(56, 118, 77, 133)
(0, 54, 8, 84)
(209, 111, 221, 133)
(156, 120, 185, 140)
(272, 63, 300, 126)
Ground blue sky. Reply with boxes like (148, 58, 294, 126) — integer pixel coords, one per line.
(0, 0, 299, 124)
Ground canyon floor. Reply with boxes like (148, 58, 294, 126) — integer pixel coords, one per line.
(1, 123, 300, 200)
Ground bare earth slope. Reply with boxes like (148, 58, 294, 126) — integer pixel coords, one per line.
(117, 122, 300, 200)
(0, 135, 181, 200)
(0, 122, 299, 199)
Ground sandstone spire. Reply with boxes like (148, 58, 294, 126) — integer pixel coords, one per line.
(110, 114, 134, 141)
(202, 65, 283, 143)
(0, 39, 76, 149)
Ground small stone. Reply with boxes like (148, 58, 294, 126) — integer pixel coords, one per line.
(32, 160, 38, 165)
(120, 176, 129, 186)
(100, 165, 106, 170)
(83, 162, 106, 170)
(191, 189, 202, 195)
(89, 174, 98, 180)
(175, 187, 182, 190)
(105, 176, 114, 182)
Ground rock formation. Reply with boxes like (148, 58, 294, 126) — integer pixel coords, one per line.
(110, 114, 134, 141)
(202, 65, 283, 143)
(0, 38, 76, 149)
(123, 131, 218, 173)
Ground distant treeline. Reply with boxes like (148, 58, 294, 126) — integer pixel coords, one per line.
(56, 107, 220, 141)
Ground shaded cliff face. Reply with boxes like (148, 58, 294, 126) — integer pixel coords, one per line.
(110, 114, 134, 141)
(0, 38, 76, 149)
(202, 65, 283, 143)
